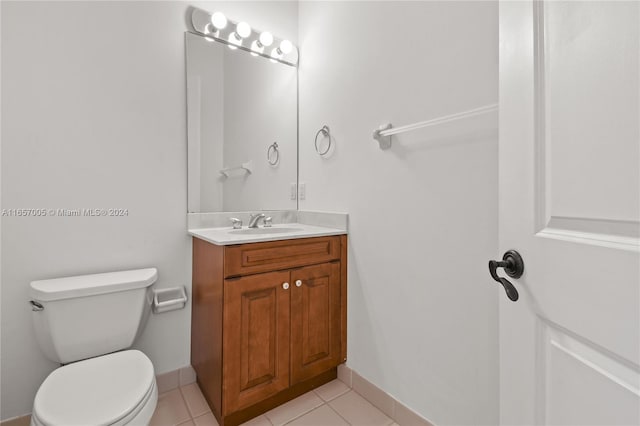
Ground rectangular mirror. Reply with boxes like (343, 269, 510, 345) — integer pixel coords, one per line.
(186, 32, 297, 213)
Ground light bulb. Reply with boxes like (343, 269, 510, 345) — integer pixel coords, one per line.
(211, 12, 227, 30)
(228, 31, 242, 49)
(250, 40, 264, 56)
(236, 22, 251, 39)
(279, 39, 293, 55)
(270, 47, 283, 62)
(259, 31, 274, 47)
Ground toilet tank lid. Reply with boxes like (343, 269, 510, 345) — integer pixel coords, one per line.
(30, 268, 158, 301)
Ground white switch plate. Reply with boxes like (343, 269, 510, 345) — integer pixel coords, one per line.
(299, 182, 306, 200)
(290, 183, 297, 200)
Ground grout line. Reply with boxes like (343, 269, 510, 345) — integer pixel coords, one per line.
(325, 401, 353, 425)
(280, 404, 319, 426)
(312, 387, 349, 403)
(259, 413, 274, 426)
(177, 385, 191, 418)
(311, 389, 326, 403)
(192, 410, 213, 421)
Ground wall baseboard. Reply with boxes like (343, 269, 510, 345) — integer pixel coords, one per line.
(156, 365, 197, 394)
(337, 364, 435, 426)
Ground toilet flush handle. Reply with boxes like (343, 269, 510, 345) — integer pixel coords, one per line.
(29, 300, 44, 311)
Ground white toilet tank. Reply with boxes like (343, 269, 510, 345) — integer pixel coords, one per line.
(29, 268, 157, 364)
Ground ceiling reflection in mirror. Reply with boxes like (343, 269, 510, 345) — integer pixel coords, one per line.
(186, 31, 297, 213)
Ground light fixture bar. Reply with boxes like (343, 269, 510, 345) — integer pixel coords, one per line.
(190, 8, 298, 67)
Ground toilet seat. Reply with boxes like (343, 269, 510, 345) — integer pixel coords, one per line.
(32, 350, 156, 426)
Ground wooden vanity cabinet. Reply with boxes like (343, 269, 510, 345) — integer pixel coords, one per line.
(191, 235, 347, 426)
(223, 270, 291, 414)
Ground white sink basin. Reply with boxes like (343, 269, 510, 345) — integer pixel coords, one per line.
(229, 227, 303, 235)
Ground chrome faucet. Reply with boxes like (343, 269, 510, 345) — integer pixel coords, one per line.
(248, 213, 266, 228)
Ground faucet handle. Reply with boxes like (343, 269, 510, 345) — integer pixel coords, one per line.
(264, 217, 273, 227)
(230, 217, 242, 229)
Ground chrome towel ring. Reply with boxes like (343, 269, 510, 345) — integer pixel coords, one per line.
(267, 142, 279, 165)
(314, 125, 331, 156)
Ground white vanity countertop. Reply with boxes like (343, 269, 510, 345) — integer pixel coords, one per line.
(189, 223, 347, 246)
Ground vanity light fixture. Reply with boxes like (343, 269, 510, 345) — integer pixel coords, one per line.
(191, 8, 299, 66)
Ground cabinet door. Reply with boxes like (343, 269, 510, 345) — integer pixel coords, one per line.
(223, 271, 291, 413)
(290, 262, 342, 384)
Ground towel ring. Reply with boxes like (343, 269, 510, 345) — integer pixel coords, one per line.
(267, 142, 279, 165)
(314, 125, 331, 156)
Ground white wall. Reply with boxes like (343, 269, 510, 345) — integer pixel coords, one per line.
(298, 2, 499, 425)
(0, 1, 297, 420)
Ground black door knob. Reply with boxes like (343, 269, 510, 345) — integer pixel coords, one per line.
(488, 250, 524, 302)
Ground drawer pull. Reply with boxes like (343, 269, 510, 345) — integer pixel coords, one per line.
(295, 280, 302, 287)
(282, 282, 290, 290)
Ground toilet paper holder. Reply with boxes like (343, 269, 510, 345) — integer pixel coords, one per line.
(152, 286, 187, 314)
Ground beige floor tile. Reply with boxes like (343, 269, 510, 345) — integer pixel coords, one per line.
(265, 392, 324, 425)
(313, 380, 351, 402)
(178, 420, 196, 426)
(240, 414, 272, 426)
(150, 389, 191, 426)
(287, 405, 349, 426)
(329, 391, 393, 426)
(181, 383, 212, 417)
(193, 412, 219, 426)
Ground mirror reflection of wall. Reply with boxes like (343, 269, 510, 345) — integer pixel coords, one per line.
(186, 32, 297, 213)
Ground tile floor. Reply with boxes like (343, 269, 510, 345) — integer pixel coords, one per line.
(152, 379, 400, 426)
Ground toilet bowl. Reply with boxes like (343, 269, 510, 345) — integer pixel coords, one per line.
(29, 269, 159, 425)
(31, 350, 157, 426)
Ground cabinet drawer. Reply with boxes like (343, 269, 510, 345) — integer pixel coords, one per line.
(224, 236, 341, 277)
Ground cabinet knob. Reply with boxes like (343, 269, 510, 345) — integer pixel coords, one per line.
(282, 282, 290, 290)
(295, 280, 302, 287)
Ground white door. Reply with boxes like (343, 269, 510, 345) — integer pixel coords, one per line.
(499, 1, 640, 425)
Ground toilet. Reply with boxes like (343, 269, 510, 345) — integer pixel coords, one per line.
(28, 268, 159, 426)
